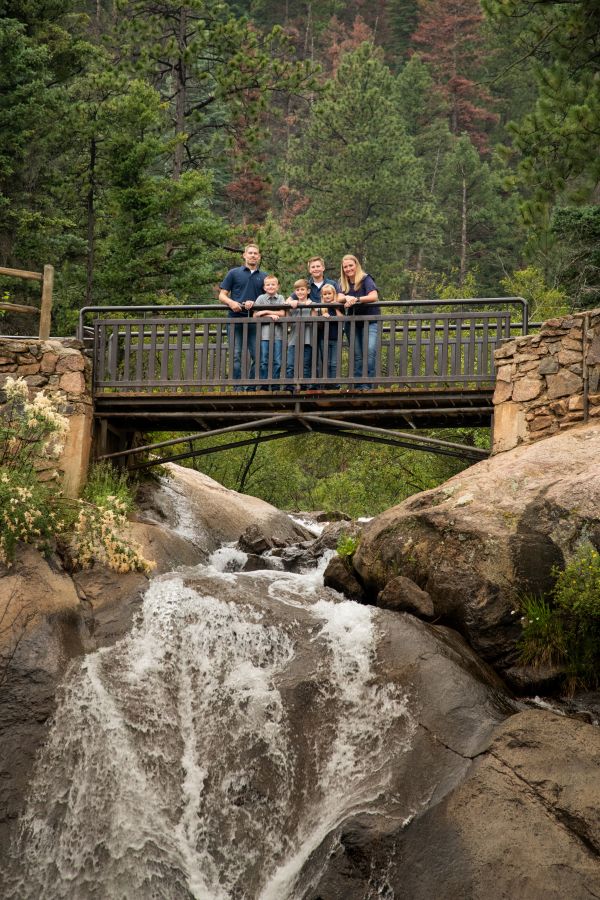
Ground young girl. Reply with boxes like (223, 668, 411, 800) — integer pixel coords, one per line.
(318, 282, 345, 388)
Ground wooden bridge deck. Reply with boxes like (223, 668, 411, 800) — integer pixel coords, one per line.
(94, 386, 494, 433)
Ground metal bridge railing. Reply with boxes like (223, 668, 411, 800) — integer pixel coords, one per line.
(80, 298, 527, 394)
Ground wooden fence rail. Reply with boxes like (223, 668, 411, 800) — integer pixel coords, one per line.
(0, 264, 54, 339)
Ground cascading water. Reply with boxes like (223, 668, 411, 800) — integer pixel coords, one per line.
(6, 536, 419, 899)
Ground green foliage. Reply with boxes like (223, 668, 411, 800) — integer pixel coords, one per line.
(500, 267, 567, 323)
(336, 533, 358, 560)
(517, 594, 565, 667)
(0, 376, 70, 564)
(551, 206, 600, 311)
(0, 469, 63, 564)
(173, 428, 472, 518)
(288, 43, 438, 295)
(0, 378, 151, 573)
(518, 543, 600, 689)
(82, 462, 135, 515)
(482, 0, 600, 281)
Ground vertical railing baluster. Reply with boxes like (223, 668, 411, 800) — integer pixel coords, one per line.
(149, 321, 158, 383)
(413, 318, 422, 379)
(108, 324, 118, 383)
(185, 322, 196, 384)
(122, 323, 131, 385)
(480, 316, 489, 377)
(467, 317, 476, 380)
(440, 317, 449, 380)
(173, 323, 183, 383)
(96, 323, 105, 387)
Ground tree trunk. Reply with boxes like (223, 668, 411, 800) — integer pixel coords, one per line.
(86, 137, 96, 306)
(173, 7, 187, 181)
(459, 176, 467, 288)
(410, 143, 442, 299)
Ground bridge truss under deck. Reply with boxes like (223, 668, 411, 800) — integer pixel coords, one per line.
(95, 387, 494, 468)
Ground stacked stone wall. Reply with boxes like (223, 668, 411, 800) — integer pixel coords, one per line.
(492, 308, 600, 453)
(0, 337, 92, 495)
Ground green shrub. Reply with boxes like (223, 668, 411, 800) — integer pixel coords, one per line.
(337, 533, 359, 561)
(76, 462, 152, 574)
(83, 461, 135, 513)
(518, 543, 600, 689)
(0, 379, 152, 574)
(517, 594, 565, 667)
(0, 377, 70, 566)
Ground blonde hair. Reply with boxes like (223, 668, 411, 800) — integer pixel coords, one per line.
(294, 278, 309, 290)
(320, 283, 337, 302)
(264, 273, 279, 283)
(307, 256, 324, 266)
(339, 254, 366, 293)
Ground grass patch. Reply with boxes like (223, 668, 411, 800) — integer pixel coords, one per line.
(518, 542, 600, 691)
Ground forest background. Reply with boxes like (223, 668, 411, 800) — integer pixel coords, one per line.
(1, 0, 599, 515)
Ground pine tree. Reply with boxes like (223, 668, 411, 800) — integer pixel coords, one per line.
(0, 2, 90, 272)
(434, 135, 521, 291)
(288, 42, 437, 296)
(114, 0, 315, 184)
(411, 0, 498, 152)
(482, 0, 600, 203)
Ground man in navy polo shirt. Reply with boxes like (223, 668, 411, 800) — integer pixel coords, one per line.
(218, 243, 266, 387)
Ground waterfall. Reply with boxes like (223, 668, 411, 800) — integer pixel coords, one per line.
(6, 546, 417, 899)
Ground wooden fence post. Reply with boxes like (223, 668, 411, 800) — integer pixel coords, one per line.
(39, 264, 54, 339)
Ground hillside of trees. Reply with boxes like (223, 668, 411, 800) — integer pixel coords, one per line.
(2, 0, 598, 512)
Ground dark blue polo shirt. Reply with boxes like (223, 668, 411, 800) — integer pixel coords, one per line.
(220, 266, 266, 318)
(308, 277, 339, 304)
(344, 274, 380, 316)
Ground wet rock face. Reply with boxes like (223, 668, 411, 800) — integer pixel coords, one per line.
(306, 710, 600, 900)
(322, 555, 365, 603)
(135, 464, 313, 551)
(353, 423, 600, 671)
(377, 575, 434, 618)
(2, 563, 514, 899)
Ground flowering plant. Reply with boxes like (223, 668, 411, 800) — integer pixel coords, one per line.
(1, 378, 153, 574)
(0, 377, 70, 564)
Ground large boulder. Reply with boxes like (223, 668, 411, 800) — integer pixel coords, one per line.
(135, 463, 312, 551)
(307, 709, 600, 900)
(353, 422, 600, 669)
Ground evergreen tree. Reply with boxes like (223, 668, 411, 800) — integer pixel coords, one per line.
(482, 0, 600, 203)
(411, 0, 498, 151)
(289, 42, 437, 296)
(114, 0, 315, 186)
(551, 207, 600, 311)
(434, 135, 521, 290)
(0, 2, 91, 273)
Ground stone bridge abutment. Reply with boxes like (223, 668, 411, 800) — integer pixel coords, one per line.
(492, 307, 600, 453)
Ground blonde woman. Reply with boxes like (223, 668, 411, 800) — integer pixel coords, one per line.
(338, 254, 380, 389)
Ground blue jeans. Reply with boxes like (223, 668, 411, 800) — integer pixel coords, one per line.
(230, 319, 256, 384)
(286, 344, 314, 385)
(259, 338, 282, 383)
(322, 338, 340, 386)
(346, 320, 378, 387)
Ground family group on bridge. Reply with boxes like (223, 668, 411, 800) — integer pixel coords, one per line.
(218, 243, 380, 390)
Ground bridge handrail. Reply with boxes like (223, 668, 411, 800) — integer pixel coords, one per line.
(77, 296, 529, 339)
